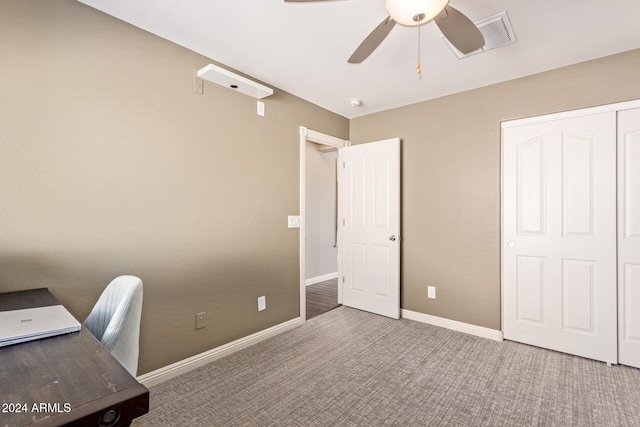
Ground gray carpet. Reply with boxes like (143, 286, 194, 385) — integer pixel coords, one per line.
(133, 307, 640, 426)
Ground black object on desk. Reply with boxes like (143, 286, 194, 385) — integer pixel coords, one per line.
(0, 288, 149, 427)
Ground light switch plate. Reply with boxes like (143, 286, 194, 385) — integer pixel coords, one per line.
(288, 215, 300, 228)
(194, 77, 203, 95)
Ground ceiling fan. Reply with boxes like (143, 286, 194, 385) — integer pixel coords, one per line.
(284, 0, 485, 64)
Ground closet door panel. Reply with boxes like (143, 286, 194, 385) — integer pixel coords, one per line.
(618, 107, 640, 368)
(503, 112, 617, 363)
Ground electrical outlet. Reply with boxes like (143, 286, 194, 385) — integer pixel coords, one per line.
(427, 286, 436, 299)
(258, 296, 266, 311)
(196, 312, 206, 329)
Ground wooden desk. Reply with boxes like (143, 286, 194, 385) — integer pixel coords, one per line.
(0, 288, 149, 427)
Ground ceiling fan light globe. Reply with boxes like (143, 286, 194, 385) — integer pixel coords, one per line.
(386, 0, 449, 26)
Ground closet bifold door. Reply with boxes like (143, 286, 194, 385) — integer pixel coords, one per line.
(618, 107, 640, 369)
(502, 111, 618, 364)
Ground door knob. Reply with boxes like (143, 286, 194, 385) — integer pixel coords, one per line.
(389, 235, 397, 241)
(508, 241, 515, 248)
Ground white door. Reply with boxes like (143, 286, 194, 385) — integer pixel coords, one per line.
(502, 112, 617, 363)
(339, 138, 400, 319)
(618, 108, 640, 368)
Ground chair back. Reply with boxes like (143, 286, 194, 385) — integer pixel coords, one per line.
(84, 275, 143, 376)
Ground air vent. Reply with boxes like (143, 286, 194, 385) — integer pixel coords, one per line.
(441, 11, 516, 59)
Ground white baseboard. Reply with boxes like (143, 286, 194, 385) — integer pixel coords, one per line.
(305, 272, 338, 286)
(137, 316, 304, 387)
(401, 309, 503, 342)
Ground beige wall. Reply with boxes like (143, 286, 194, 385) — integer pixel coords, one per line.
(350, 49, 640, 330)
(4, 0, 640, 376)
(0, 0, 348, 374)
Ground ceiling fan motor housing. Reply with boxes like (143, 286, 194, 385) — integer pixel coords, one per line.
(386, 0, 449, 26)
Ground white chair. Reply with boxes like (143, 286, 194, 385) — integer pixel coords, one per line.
(84, 275, 143, 376)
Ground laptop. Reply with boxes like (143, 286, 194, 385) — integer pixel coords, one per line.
(0, 305, 81, 347)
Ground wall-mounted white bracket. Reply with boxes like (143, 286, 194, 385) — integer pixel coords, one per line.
(197, 64, 273, 99)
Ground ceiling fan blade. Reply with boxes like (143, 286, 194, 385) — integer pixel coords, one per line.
(348, 16, 396, 64)
(434, 6, 485, 54)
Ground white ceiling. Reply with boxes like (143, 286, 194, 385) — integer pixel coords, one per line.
(77, 0, 640, 119)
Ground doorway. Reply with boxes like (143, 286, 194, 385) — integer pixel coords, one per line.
(305, 140, 340, 319)
(299, 127, 348, 321)
(299, 128, 402, 321)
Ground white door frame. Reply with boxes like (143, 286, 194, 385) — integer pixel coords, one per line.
(299, 126, 349, 321)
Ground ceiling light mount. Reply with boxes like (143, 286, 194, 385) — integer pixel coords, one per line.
(386, 0, 449, 27)
(349, 98, 363, 107)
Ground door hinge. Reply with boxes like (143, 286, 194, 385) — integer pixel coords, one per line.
(343, 218, 346, 226)
(343, 161, 346, 169)
(342, 276, 345, 284)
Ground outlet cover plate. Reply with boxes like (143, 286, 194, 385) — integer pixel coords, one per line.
(196, 312, 206, 329)
(427, 286, 436, 299)
(258, 296, 266, 311)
